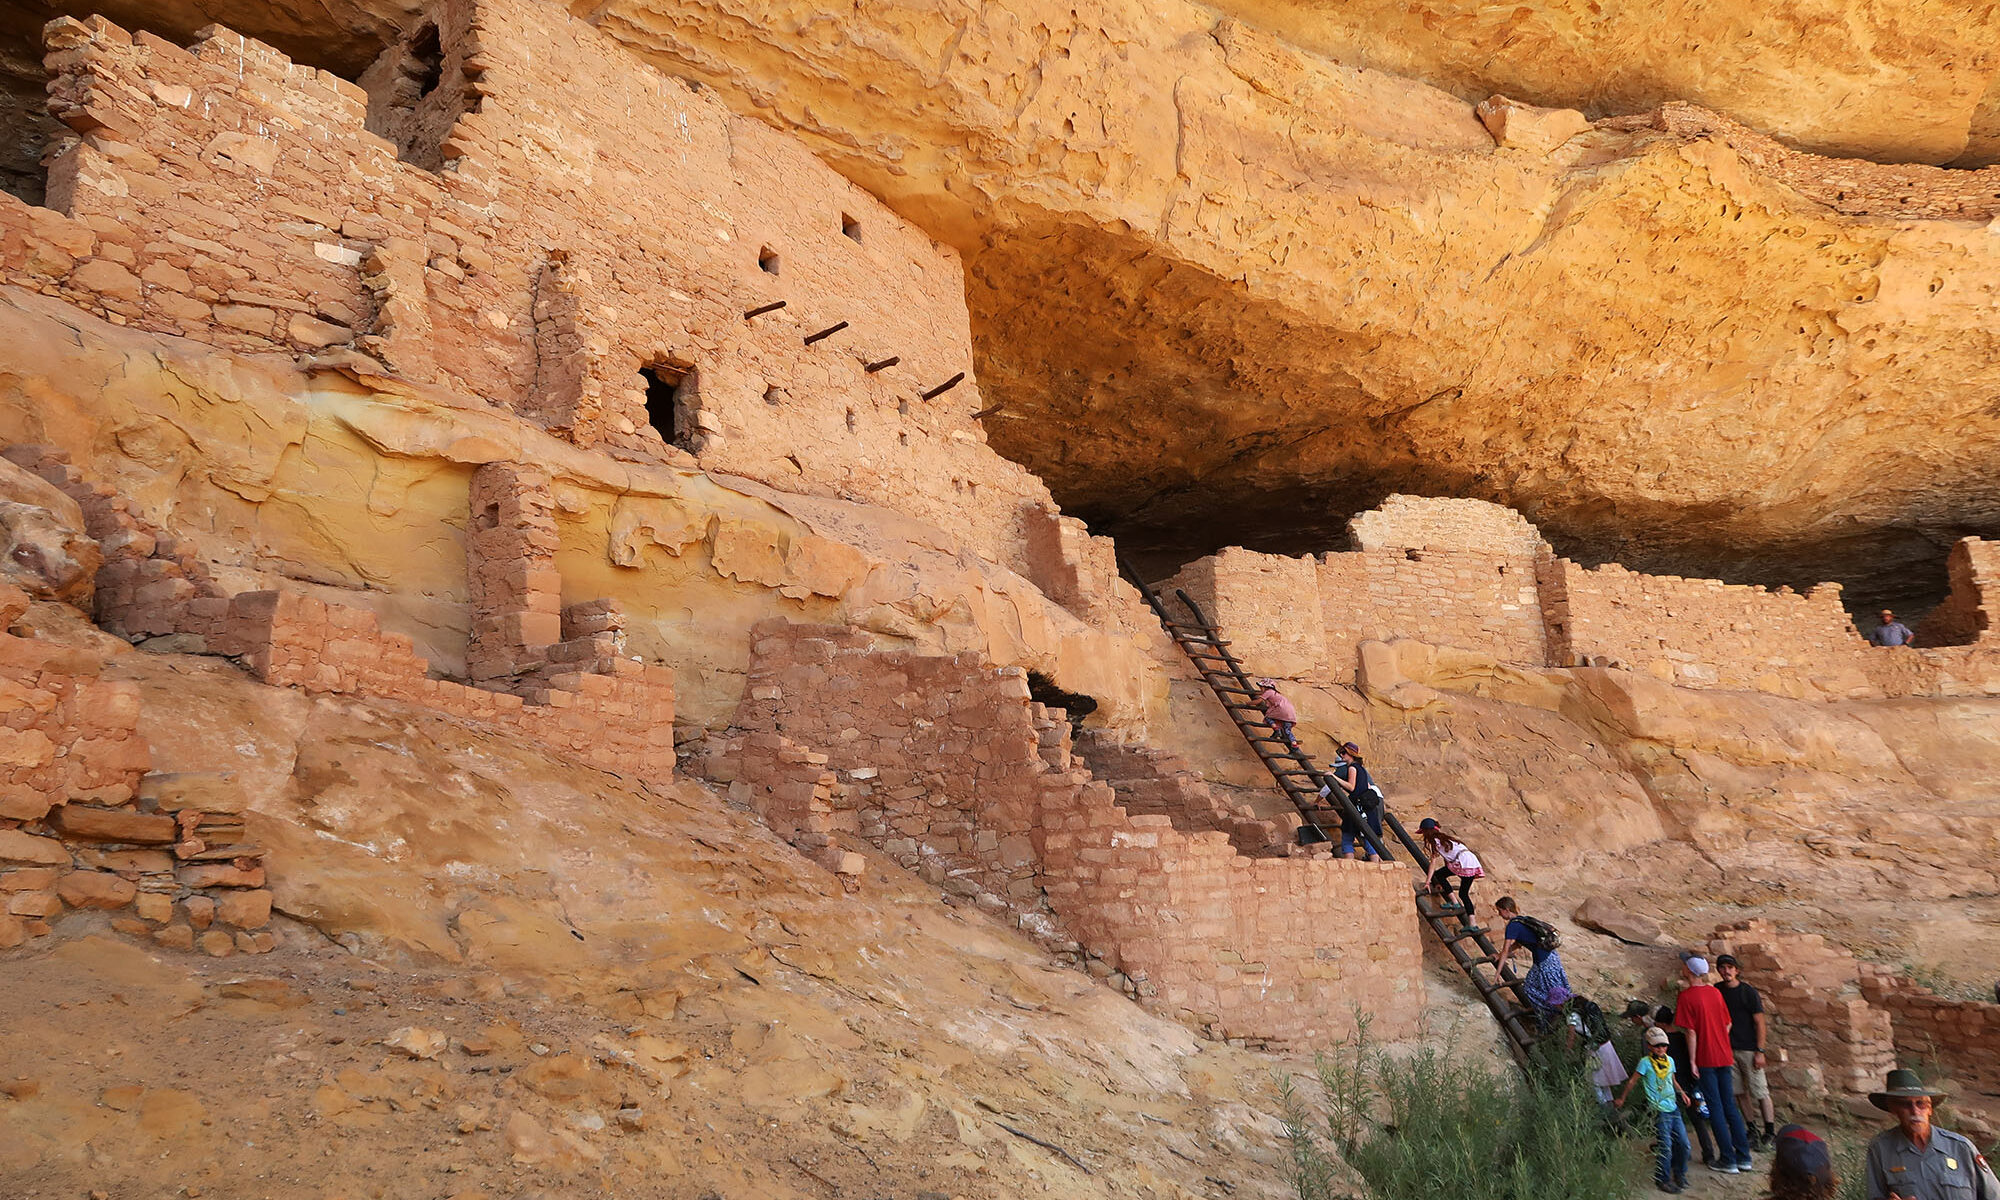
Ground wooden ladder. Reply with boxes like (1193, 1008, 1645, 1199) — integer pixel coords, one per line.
(1124, 566, 1545, 1068)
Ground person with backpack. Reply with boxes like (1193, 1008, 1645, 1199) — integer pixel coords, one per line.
(1492, 897, 1572, 1022)
(1566, 995, 1629, 1104)
(1615, 1026, 1696, 1193)
(1417, 818, 1484, 928)
(1321, 742, 1391, 861)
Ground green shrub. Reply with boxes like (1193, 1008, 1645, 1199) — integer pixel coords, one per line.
(1281, 1022, 1644, 1200)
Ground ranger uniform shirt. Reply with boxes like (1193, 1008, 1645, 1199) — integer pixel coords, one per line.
(1866, 1125, 2000, 1200)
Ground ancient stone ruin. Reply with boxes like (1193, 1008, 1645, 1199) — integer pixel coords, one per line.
(0, 0, 1995, 1195)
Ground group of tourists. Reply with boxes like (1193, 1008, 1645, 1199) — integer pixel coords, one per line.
(1262, 685, 1995, 1200)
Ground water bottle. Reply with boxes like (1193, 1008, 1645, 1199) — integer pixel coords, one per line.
(1695, 1093, 1710, 1119)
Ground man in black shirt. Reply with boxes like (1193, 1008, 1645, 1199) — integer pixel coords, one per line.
(1717, 954, 1776, 1148)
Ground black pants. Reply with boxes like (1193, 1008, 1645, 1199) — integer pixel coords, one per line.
(1430, 867, 1474, 919)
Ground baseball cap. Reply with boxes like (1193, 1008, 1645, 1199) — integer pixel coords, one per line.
(1773, 1126, 1833, 1191)
(1645, 1028, 1670, 1047)
(1622, 999, 1651, 1020)
(1685, 956, 1710, 976)
(1715, 954, 1739, 968)
(1418, 818, 1438, 831)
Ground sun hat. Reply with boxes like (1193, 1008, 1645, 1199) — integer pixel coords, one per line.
(1645, 1028, 1670, 1047)
(1869, 1068, 1947, 1111)
(1257, 678, 1276, 687)
(1340, 741, 1361, 753)
(1685, 956, 1709, 976)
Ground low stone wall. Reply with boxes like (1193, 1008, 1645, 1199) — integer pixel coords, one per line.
(1319, 547, 1548, 673)
(1158, 496, 2000, 702)
(1859, 966, 2000, 1103)
(233, 589, 676, 787)
(712, 621, 1421, 1047)
(1542, 561, 1878, 696)
(1708, 922, 1896, 1104)
(0, 583, 273, 955)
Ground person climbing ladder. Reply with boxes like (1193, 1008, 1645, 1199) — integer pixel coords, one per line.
(1418, 818, 1485, 928)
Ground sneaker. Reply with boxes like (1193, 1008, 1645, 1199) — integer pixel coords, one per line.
(1708, 1162, 1739, 1174)
(1674, 1179, 1689, 1192)
(1736, 1160, 1754, 1172)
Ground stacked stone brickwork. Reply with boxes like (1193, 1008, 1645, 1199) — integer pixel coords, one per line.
(464, 462, 563, 683)
(2, 444, 227, 640)
(1347, 496, 1546, 557)
(713, 621, 1421, 1047)
(232, 589, 676, 787)
(1708, 922, 1898, 1105)
(0, 583, 274, 955)
(1160, 496, 2000, 702)
(1858, 966, 2000, 1102)
(1916, 538, 1998, 647)
(0, 584, 147, 822)
(1541, 562, 1877, 695)
(1157, 549, 1331, 683)
(2, 443, 678, 786)
(0, 2, 1062, 565)
(1074, 730, 1288, 855)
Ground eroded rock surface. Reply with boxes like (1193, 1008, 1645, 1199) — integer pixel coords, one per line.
(0, 456, 97, 602)
(577, 1, 2000, 610)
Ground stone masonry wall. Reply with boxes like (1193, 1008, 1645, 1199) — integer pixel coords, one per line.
(1157, 547, 1329, 683)
(0, 2, 1058, 566)
(1543, 561, 1878, 696)
(6, 442, 678, 784)
(1917, 538, 1998, 647)
(1, 583, 276, 957)
(1706, 922, 1897, 1106)
(1347, 495, 1546, 557)
(1157, 496, 2000, 702)
(233, 589, 676, 787)
(1859, 966, 2000, 1104)
(712, 621, 1421, 1047)
(1318, 548, 1548, 674)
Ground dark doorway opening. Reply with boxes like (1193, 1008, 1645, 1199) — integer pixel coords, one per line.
(643, 362, 698, 452)
(408, 23, 443, 100)
(1027, 671, 1098, 737)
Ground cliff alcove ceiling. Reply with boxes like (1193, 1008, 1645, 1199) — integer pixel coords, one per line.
(4, 0, 1998, 614)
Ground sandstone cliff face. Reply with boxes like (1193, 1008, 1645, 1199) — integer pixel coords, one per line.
(579, 1, 2000, 611)
(1206, 0, 2000, 165)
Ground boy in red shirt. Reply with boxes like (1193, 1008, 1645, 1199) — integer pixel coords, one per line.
(1674, 955, 1754, 1174)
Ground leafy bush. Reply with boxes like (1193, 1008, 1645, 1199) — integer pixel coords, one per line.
(1281, 1022, 1643, 1200)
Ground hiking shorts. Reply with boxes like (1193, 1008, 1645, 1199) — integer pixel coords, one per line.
(1731, 1049, 1769, 1103)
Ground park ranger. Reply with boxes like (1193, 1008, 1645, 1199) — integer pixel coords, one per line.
(1864, 1068, 1999, 1200)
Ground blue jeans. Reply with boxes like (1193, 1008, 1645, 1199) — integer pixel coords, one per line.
(1653, 1109, 1691, 1184)
(1339, 801, 1389, 858)
(1698, 1065, 1751, 1166)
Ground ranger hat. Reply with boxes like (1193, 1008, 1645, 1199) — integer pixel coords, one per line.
(1869, 1068, 1947, 1111)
